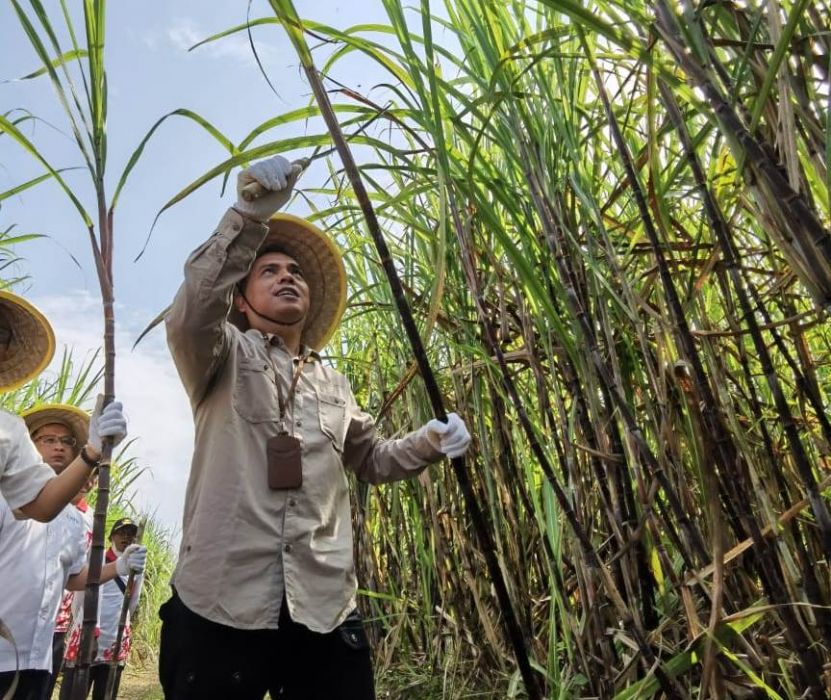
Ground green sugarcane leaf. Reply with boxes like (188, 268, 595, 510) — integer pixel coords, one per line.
(0, 113, 92, 226)
(4, 49, 88, 82)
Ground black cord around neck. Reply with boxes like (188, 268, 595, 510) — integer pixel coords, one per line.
(239, 290, 305, 328)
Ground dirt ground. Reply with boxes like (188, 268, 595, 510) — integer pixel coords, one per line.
(116, 667, 163, 700)
(52, 666, 164, 700)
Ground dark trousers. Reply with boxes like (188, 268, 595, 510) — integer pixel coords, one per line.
(0, 670, 50, 700)
(58, 665, 122, 700)
(158, 591, 376, 700)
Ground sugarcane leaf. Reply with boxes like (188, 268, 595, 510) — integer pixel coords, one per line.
(187, 17, 280, 52)
(0, 113, 92, 226)
(0, 168, 82, 202)
(4, 49, 89, 82)
(112, 109, 237, 212)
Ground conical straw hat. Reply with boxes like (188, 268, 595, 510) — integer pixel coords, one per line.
(21, 403, 90, 448)
(0, 291, 55, 391)
(228, 213, 347, 351)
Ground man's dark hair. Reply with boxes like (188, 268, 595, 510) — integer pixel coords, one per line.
(255, 243, 289, 260)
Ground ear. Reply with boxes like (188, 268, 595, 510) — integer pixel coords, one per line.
(233, 290, 249, 314)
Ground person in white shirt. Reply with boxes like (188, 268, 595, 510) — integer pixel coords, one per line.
(0, 291, 127, 522)
(19, 404, 96, 698)
(0, 403, 144, 700)
(59, 518, 143, 700)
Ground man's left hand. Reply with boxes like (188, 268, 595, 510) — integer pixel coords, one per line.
(424, 413, 471, 459)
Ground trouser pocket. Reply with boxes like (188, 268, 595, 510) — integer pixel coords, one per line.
(337, 610, 370, 651)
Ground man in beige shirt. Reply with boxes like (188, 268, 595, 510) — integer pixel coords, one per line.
(161, 155, 470, 700)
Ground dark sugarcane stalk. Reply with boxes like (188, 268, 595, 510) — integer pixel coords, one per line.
(653, 0, 831, 307)
(526, 167, 710, 568)
(550, 224, 661, 628)
(648, 76, 829, 697)
(660, 78, 831, 556)
(70, 200, 116, 700)
(268, 4, 541, 696)
(595, 42, 827, 692)
(663, 84, 831, 648)
(751, 291, 831, 452)
(446, 193, 686, 700)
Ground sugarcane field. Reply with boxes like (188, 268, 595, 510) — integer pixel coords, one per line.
(1, 0, 830, 697)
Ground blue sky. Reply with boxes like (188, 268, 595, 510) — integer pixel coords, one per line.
(1, 0, 430, 534)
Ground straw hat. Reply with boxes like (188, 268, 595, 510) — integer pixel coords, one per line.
(229, 213, 347, 351)
(0, 291, 56, 391)
(22, 403, 90, 449)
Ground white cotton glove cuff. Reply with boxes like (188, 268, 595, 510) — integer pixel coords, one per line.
(88, 400, 127, 452)
(423, 412, 472, 459)
(234, 155, 301, 222)
(116, 544, 147, 576)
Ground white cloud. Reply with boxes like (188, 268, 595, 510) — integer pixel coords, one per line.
(145, 16, 279, 66)
(32, 290, 192, 542)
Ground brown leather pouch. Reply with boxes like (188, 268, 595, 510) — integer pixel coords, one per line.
(267, 434, 303, 490)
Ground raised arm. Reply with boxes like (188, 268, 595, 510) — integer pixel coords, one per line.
(165, 210, 268, 406)
(166, 156, 302, 406)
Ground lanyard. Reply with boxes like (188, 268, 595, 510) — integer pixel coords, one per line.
(264, 337, 307, 434)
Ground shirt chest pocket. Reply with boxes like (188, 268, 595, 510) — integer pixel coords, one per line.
(317, 391, 347, 451)
(234, 357, 278, 424)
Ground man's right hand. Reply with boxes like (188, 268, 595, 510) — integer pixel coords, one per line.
(116, 544, 148, 576)
(89, 399, 128, 453)
(234, 155, 302, 222)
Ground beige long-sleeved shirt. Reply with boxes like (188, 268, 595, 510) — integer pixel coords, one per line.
(166, 208, 442, 633)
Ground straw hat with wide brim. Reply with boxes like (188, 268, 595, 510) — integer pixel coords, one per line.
(0, 290, 56, 392)
(22, 403, 90, 448)
(229, 213, 347, 351)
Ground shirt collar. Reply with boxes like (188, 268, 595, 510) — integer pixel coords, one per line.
(246, 330, 320, 361)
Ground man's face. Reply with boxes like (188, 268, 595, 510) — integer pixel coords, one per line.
(111, 528, 137, 553)
(32, 422, 77, 473)
(236, 252, 310, 331)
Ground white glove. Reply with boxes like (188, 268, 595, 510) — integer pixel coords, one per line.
(234, 155, 301, 222)
(116, 544, 147, 576)
(89, 400, 127, 451)
(423, 413, 471, 459)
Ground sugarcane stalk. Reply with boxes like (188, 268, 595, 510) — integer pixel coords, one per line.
(660, 78, 831, 681)
(653, 0, 831, 308)
(593, 44, 827, 690)
(268, 2, 541, 696)
(69, 198, 117, 700)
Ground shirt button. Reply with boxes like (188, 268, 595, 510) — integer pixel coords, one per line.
(288, 498, 296, 507)
(295, 420, 302, 427)
(284, 544, 292, 553)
